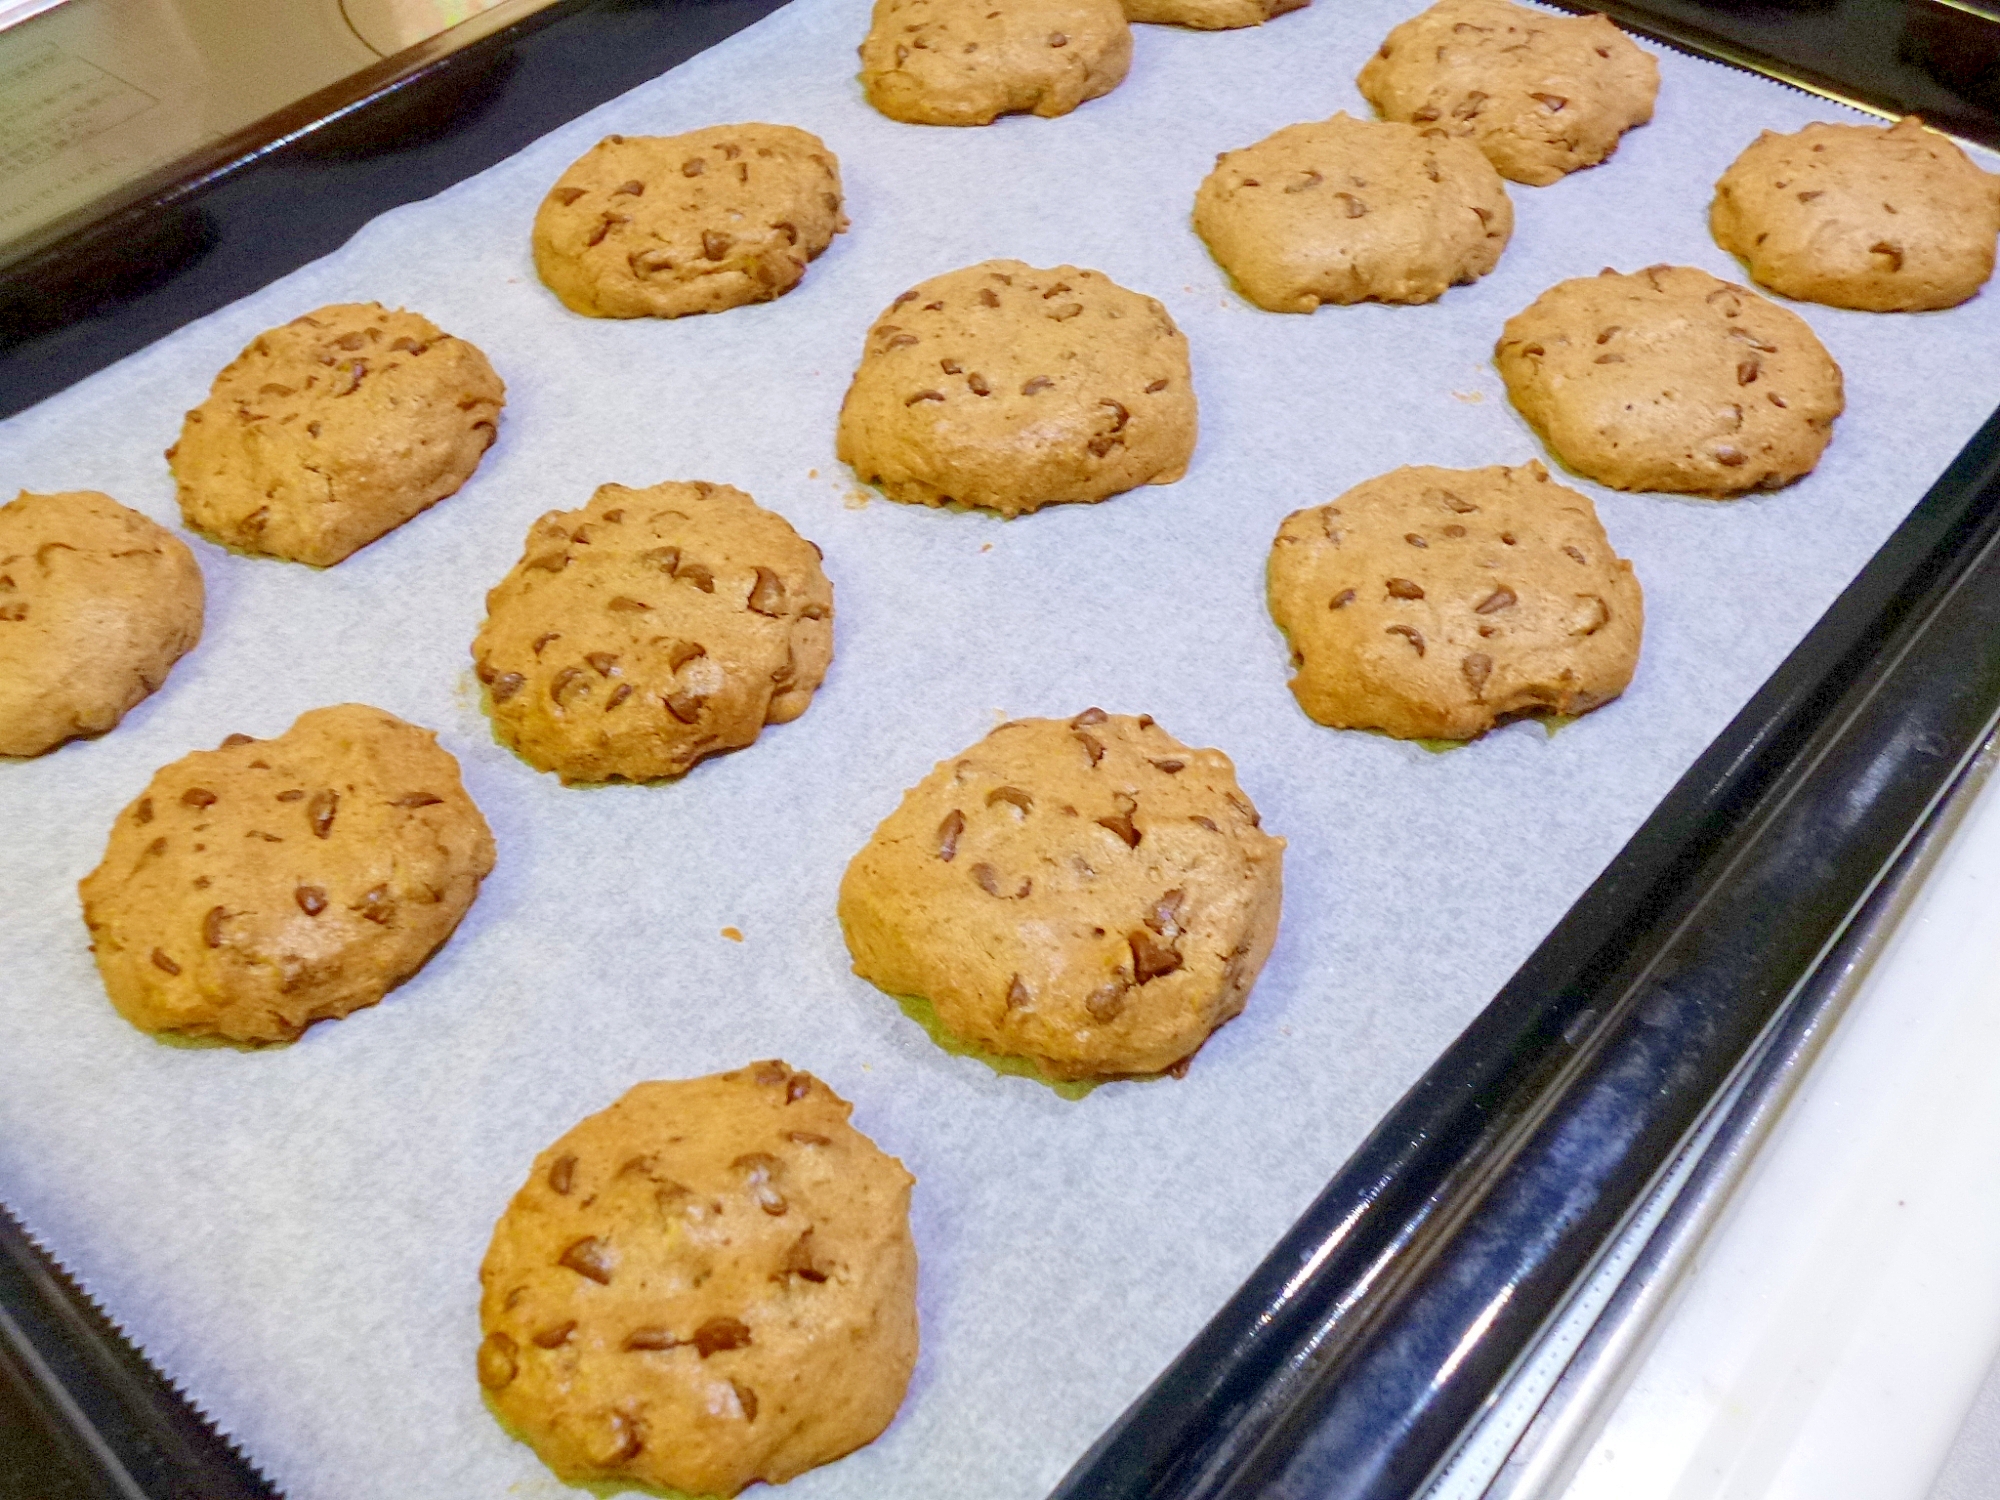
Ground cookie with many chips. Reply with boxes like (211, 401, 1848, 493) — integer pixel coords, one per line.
(859, 0, 1131, 125)
(168, 303, 503, 566)
(1267, 462, 1643, 740)
(78, 705, 495, 1044)
(0, 490, 204, 758)
(836, 260, 1196, 517)
(473, 482, 834, 784)
(476, 1063, 918, 1497)
(839, 711, 1284, 1081)
(533, 125, 847, 319)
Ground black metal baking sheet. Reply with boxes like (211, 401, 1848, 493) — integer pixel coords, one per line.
(2, 1, 1999, 1498)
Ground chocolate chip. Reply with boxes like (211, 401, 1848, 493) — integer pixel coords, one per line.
(1021, 375, 1053, 395)
(665, 690, 704, 724)
(1150, 757, 1185, 774)
(551, 666, 589, 704)
(221, 733, 254, 748)
(787, 1130, 830, 1146)
(181, 787, 217, 808)
(308, 789, 338, 839)
(585, 652, 619, 678)
(748, 567, 786, 616)
(906, 389, 945, 405)
(1049, 303, 1083, 321)
(1146, 378, 1168, 393)
(585, 214, 626, 247)
(987, 786, 1033, 813)
(549, 1154, 576, 1194)
(1330, 589, 1356, 610)
(1475, 586, 1516, 614)
(967, 372, 991, 396)
(886, 333, 919, 349)
(552, 186, 585, 206)
(1075, 733, 1105, 766)
(679, 563, 715, 593)
(1085, 980, 1128, 1022)
(1870, 240, 1905, 272)
(203, 906, 227, 948)
(1715, 447, 1747, 467)
(613, 179, 644, 196)
(1007, 974, 1030, 1009)
(1071, 708, 1108, 727)
(150, 948, 181, 976)
(608, 596, 650, 612)
(731, 1381, 760, 1422)
(1386, 578, 1425, 600)
(623, 1327, 680, 1351)
(734, 1153, 788, 1215)
(787, 1073, 811, 1102)
(972, 863, 1030, 899)
(683, 157, 706, 176)
(1387, 624, 1426, 656)
(1738, 357, 1761, 385)
(937, 808, 965, 861)
(1463, 652, 1492, 696)
(693, 1317, 752, 1357)
(1191, 815, 1218, 832)
(558, 1236, 614, 1284)
(1048, 29, 1067, 43)
(392, 792, 443, 807)
(702, 231, 730, 260)
(356, 886, 394, 924)
(295, 885, 327, 916)
(669, 640, 707, 672)
(979, 288, 1000, 307)
(1564, 545, 1587, 564)
(532, 1321, 577, 1349)
(136, 799, 153, 823)
(491, 672, 525, 703)
(1096, 796, 1140, 848)
(1405, 533, 1428, 548)
(477, 1332, 518, 1390)
(606, 683, 633, 711)
(1130, 926, 1183, 983)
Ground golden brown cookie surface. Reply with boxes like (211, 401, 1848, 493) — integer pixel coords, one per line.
(1357, 0, 1656, 187)
(836, 260, 1196, 517)
(477, 1063, 918, 1497)
(1121, 0, 1303, 32)
(0, 491, 204, 758)
(1195, 113, 1513, 312)
(1711, 116, 2000, 312)
(1268, 462, 1642, 740)
(532, 125, 847, 319)
(1496, 265, 1845, 495)
(839, 712, 1284, 1081)
(78, 705, 495, 1044)
(473, 482, 833, 785)
(168, 303, 503, 566)
(859, 0, 1131, 125)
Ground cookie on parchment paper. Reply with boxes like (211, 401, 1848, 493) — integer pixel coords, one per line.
(168, 303, 504, 566)
(0, 490, 204, 759)
(839, 711, 1284, 1082)
(836, 260, 1196, 517)
(477, 1062, 918, 1497)
(473, 481, 834, 785)
(1122, 0, 1303, 33)
(533, 125, 847, 319)
(1357, 0, 1657, 187)
(1267, 462, 1642, 741)
(1495, 265, 1845, 495)
(78, 704, 495, 1045)
(859, 0, 1131, 126)
(1711, 116, 2000, 312)
(1194, 113, 1513, 312)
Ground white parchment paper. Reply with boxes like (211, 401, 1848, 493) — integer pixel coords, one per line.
(3, 2, 1998, 1494)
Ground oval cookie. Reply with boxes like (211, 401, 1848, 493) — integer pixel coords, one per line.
(533, 125, 847, 319)
(0, 490, 204, 758)
(836, 260, 1196, 517)
(1195, 113, 1513, 311)
(473, 481, 833, 784)
(1357, 0, 1657, 187)
(1495, 265, 1845, 495)
(1711, 116, 2000, 313)
(1268, 462, 1643, 740)
(78, 705, 495, 1044)
(168, 303, 504, 566)
(477, 1063, 918, 1497)
(839, 711, 1284, 1081)
(859, 0, 1131, 126)
(1122, 0, 1304, 31)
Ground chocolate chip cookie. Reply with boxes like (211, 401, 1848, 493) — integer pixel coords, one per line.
(473, 482, 834, 784)
(78, 705, 495, 1044)
(859, 0, 1131, 125)
(1122, 0, 1304, 31)
(477, 1063, 918, 1496)
(533, 125, 847, 319)
(1712, 116, 2000, 312)
(1268, 462, 1643, 740)
(1357, 0, 1657, 187)
(168, 303, 504, 566)
(838, 711, 1284, 1081)
(836, 260, 1196, 517)
(1194, 112, 1513, 311)
(0, 490, 204, 758)
(1495, 265, 1845, 495)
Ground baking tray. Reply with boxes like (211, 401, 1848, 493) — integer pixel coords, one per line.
(3, 2, 1999, 1497)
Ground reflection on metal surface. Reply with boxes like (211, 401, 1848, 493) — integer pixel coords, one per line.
(339, 0, 512, 55)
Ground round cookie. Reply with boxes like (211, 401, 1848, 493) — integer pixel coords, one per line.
(169, 304, 503, 567)
(1268, 462, 1643, 740)
(477, 1063, 918, 1497)
(1194, 112, 1514, 312)
(1122, 0, 1303, 31)
(1711, 116, 2000, 313)
(473, 481, 834, 784)
(78, 704, 495, 1044)
(532, 125, 847, 319)
(0, 491, 204, 758)
(1495, 264, 1845, 495)
(859, 0, 1131, 126)
(1357, 0, 1657, 187)
(838, 711, 1284, 1081)
(836, 260, 1196, 517)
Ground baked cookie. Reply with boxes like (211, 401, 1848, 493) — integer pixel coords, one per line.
(1495, 265, 1845, 495)
(1194, 112, 1513, 312)
(78, 705, 495, 1044)
(1357, 0, 1657, 187)
(836, 260, 1196, 517)
(1122, 0, 1303, 32)
(0, 491, 204, 758)
(533, 126, 847, 319)
(168, 304, 503, 567)
(1711, 116, 2000, 312)
(838, 711, 1284, 1081)
(477, 1063, 917, 1497)
(859, 0, 1131, 126)
(473, 482, 833, 784)
(1268, 462, 1642, 740)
